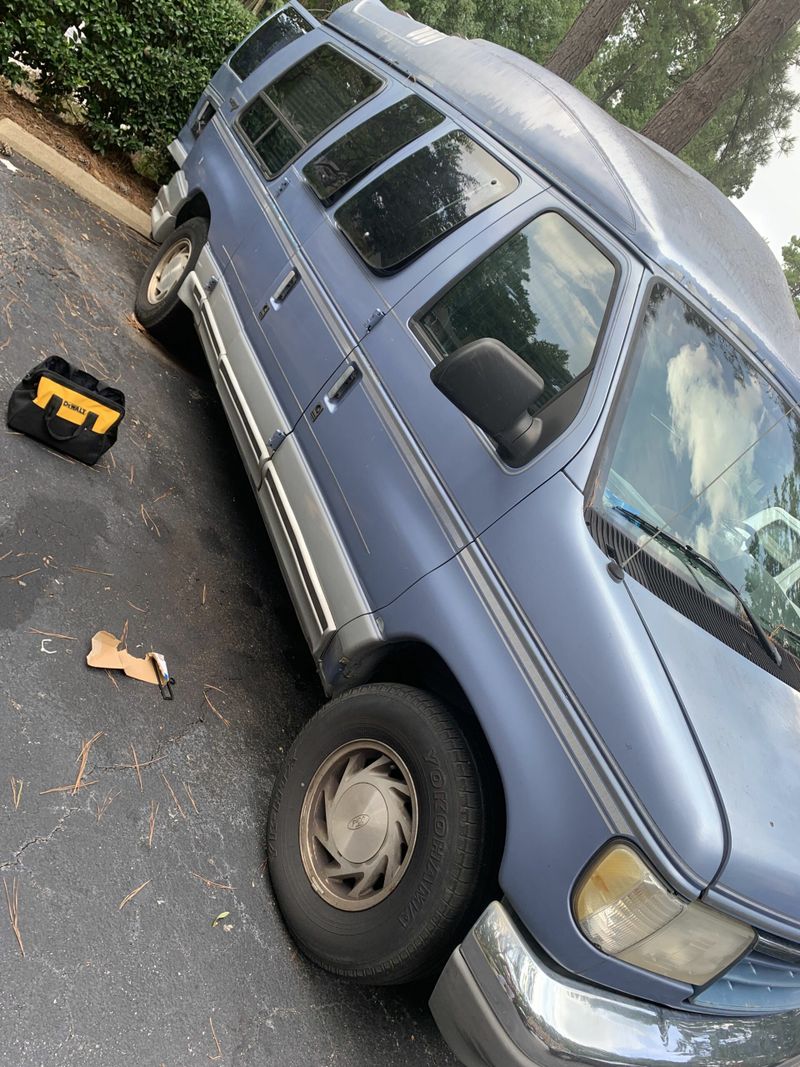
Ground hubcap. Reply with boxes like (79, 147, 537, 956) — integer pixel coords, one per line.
(299, 739, 419, 911)
(146, 237, 191, 304)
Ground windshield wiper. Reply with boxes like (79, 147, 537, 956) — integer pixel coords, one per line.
(611, 505, 782, 667)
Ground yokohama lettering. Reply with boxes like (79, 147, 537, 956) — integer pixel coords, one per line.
(398, 749, 449, 928)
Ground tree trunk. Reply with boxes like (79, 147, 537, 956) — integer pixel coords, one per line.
(545, 0, 632, 83)
(641, 0, 800, 155)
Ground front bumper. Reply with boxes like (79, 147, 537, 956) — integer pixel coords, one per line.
(150, 169, 189, 244)
(430, 902, 800, 1067)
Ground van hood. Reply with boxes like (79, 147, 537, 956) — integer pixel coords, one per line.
(627, 579, 800, 939)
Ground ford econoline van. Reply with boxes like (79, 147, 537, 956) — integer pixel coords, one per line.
(136, 3, 800, 1064)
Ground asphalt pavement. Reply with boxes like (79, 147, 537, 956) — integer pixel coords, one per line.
(0, 154, 456, 1067)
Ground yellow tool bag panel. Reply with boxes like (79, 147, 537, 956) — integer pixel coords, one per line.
(7, 356, 125, 465)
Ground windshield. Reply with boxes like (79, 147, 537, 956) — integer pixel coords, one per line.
(593, 282, 800, 653)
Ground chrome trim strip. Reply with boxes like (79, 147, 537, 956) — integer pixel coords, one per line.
(261, 463, 335, 638)
(466, 902, 800, 1067)
(710, 883, 800, 942)
(200, 299, 222, 357)
(183, 272, 226, 363)
(182, 270, 270, 480)
(219, 355, 269, 468)
(757, 934, 800, 966)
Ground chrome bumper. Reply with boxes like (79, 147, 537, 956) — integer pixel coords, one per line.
(430, 902, 800, 1067)
(150, 169, 189, 244)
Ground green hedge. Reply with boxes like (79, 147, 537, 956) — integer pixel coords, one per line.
(0, 0, 256, 180)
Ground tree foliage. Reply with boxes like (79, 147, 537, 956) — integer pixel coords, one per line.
(783, 236, 800, 316)
(0, 0, 255, 180)
(680, 32, 799, 197)
(578, 0, 800, 197)
(639, 0, 800, 166)
(355, 0, 583, 64)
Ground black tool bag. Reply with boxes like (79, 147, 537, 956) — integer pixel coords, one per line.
(7, 356, 125, 465)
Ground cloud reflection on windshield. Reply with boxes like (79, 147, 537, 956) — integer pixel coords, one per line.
(666, 341, 765, 556)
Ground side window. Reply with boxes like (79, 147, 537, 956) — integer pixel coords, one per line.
(238, 45, 382, 178)
(418, 212, 616, 414)
(334, 130, 518, 274)
(303, 95, 444, 207)
(230, 8, 312, 80)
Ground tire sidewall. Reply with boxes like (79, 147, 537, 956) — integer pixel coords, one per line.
(268, 687, 484, 980)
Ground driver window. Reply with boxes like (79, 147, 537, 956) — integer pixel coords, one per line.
(417, 212, 616, 416)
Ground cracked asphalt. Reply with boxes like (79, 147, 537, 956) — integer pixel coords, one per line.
(0, 155, 455, 1067)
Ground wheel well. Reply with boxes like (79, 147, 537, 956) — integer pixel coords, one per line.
(175, 192, 210, 228)
(366, 641, 507, 869)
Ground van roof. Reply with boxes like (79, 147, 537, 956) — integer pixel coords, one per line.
(327, 0, 800, 391)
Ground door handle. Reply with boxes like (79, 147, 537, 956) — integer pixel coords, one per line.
(270, 268, 299, 310)
(327, 363, 360, 404)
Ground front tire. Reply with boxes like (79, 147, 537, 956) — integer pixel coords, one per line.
(135, 217, 208, 341)
(267, 684, 494, 985)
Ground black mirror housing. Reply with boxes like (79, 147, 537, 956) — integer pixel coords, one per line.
(430, 338, 544, 467)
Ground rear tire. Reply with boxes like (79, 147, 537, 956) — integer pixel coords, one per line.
(135, 217, 208, 341)
(267, 683, 494, 985)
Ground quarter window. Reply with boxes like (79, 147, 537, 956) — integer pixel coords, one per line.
(419, 212, 616, 412)
(230, 8, 312, 80)
(303, 95, 444, 207)
(334, 130, 517, 273)
(238, 46, 382, 177)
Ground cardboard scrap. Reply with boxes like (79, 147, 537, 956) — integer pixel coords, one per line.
(87, 630, 167, 686)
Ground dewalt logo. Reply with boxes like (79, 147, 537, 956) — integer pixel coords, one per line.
(32, 375, 122, 434)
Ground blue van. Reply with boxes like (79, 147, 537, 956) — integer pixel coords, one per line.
(136, 3, 800, 1064)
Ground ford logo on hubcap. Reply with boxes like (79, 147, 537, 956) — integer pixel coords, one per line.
(347, 813, 370, 831)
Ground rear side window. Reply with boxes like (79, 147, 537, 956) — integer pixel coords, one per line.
(418, 212, 616, 413)
(230, 8, 312, 80)
(303, 95, 444, 207)
(334, 130, 517, 273)
(238, 45, 382, 177)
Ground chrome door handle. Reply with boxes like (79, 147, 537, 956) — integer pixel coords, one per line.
(270, 268, 299, 310)
(327, 363, 359, 403)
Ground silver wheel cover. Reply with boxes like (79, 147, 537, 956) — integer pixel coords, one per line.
(299, 739, 419, 911)
(146, 237, 192, 304)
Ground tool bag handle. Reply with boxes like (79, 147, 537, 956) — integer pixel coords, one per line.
(44, 395, 99, 441)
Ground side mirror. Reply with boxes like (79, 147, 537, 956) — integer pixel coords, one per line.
(430, 338, 544, 467)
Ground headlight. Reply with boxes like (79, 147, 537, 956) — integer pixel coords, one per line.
(573, 843, 755, 985)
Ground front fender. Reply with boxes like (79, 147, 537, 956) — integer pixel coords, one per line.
(343, 545, 700, 1008)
